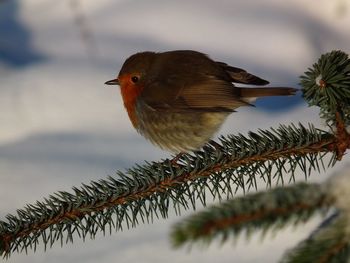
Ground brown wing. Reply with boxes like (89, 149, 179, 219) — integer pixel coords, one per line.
(139, 50, 253, 112)
(216, 62, 269, 85)
(140, 75, 250, 112)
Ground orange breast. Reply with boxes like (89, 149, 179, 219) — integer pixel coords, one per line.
(119, 77, 144, 128)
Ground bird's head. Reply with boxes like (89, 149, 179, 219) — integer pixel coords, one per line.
(105, 51, 156, 101)
(105, 51, 156, 127)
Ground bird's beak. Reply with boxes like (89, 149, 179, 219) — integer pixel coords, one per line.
(104, 78, 120, 85)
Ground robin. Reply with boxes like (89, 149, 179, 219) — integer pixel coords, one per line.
(105, 50, 297, 153)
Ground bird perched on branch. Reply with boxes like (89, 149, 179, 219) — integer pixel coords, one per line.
(105, 50, 297, 153)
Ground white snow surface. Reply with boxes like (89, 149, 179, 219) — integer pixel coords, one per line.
(1, 0, 350, 262)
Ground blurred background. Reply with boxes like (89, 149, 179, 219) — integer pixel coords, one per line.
(0, 0, 350, 262)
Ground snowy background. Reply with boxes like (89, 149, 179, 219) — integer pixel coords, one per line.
(1, 0, 350, 262)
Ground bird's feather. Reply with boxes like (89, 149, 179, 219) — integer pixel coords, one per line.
(141, 74, 250, 112)
(137, 50, 289, 112)
(216, 61, 269, 85)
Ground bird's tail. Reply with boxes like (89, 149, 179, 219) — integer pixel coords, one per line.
(239, 87, 298, 98)
(238, 87, 298, 104)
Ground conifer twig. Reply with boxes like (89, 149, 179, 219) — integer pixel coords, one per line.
(281, 213, 350, 263)
(171, 183, 332, 247)
(0, 124, 341, 256)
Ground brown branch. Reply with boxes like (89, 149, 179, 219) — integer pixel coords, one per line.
(334, 111, 350, 160)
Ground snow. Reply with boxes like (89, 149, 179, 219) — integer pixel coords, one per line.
(1, 0, 350, 262)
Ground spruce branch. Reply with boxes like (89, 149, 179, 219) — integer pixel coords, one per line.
(0, 123, 341, 257)
(281, 213, 350, 263)
(170, 183, 332, 248)
(301, 50, 350, 160)
(301, 50, 350, 128)
(280, 166, 350, 263)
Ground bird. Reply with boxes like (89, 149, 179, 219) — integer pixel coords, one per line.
(105, 50, 297, 153)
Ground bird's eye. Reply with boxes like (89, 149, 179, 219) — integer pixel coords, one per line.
(131, 76, 139, 83)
